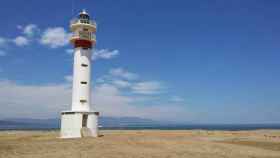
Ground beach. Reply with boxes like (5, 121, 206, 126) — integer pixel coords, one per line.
(0, 130, 280, 158)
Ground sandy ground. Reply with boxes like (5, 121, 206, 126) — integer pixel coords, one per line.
(0, 130, 280, 158)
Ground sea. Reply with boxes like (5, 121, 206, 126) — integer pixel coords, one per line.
(1, 124, 280, 131)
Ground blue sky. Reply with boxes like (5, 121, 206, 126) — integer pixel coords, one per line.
(0, 0, 279, 123)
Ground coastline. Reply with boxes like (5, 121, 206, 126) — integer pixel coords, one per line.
(1, 123, 280, 131)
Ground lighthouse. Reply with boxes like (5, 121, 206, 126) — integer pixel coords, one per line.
(60, 10, 99, 138)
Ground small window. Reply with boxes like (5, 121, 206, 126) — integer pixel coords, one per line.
(83, 28, 89, 31)
(81, 63, 88, 67)
(80, 99, 87, 103)
(81, 81, 87, 84)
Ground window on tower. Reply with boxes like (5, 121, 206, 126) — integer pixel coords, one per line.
(81, 81, 87, 84)
(81, 63, 88, 67)
(80, 99, 87, 103)
(80, 19, 90, 24)
(79, 14, 90, 20)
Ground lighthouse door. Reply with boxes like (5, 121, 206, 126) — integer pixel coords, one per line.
(82, 114, 88, 127)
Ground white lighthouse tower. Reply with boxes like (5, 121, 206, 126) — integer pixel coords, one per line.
(60, 10, 99, 138)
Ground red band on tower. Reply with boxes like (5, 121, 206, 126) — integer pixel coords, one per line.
(74, 40, 94, 49)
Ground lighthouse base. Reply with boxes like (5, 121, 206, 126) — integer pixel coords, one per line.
(60, 111, 99, 138)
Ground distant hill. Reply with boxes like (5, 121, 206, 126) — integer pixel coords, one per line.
(100, 117, 160, 127)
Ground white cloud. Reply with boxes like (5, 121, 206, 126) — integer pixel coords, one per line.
(65, 49, 74, 55)
(67, 49, 119, 59)
(0, 80, 188, 122)
(92, 49, 119, 61)
(109, 68, 138, 80)
(0, 24, 38, 48)
(112, 79, 131, 88)
(132, 81, 163, 95)
(92, 83, 135, 116)
(22, 24, 39, 37)
(92, 83, 189, 121)
(40, 27, 71, 48)
(96, 77, 106, 83)
(17, 25, 23, 30)
(0, 80, 71, 118)
(64, 75, 73, 82)
(13, 36, 29, 46)
(0, 37, 8, 47)
(0, 50, 6, 56)
(0, 79, 278, 123)
(98, 68, 164, 95)
(170, 96, 184, 102)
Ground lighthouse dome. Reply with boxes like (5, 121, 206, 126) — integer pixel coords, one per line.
(79, 9, 90, 20)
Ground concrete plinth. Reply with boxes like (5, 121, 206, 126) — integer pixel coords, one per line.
(60, 111, 99, 138)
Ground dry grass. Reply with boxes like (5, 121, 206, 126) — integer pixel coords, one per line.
(0, 130, 280, 158)
(222, 140, 280, 152)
